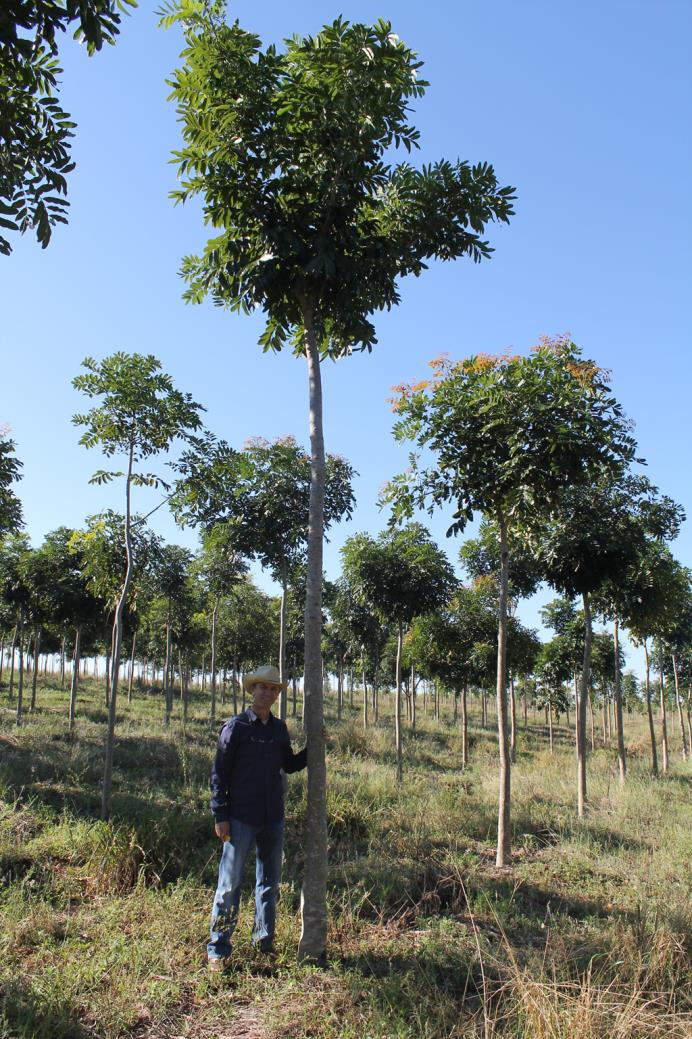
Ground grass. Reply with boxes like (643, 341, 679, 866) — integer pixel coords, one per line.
(0, 674, 690, 1038)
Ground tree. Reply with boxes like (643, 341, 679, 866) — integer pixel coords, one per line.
(173, 433, 354, 714)
(0, 0, 137, 254)
(386, 337, 635, 861)
(341, 524, 455, 782)
(166, 2, 514, 961)
(0, 433, 22, 534)
(73, 352, 203, 819)
(0, 533, 31, 722)
(196, 522, 248, 726)
(538, 472, 683, 802)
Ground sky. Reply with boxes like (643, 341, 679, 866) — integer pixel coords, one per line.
(2, 0, 691, 676)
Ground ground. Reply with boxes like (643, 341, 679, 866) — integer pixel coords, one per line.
(0, 676, 690, 1038)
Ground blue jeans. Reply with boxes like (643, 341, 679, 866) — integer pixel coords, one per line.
(207, 818, 284, 960)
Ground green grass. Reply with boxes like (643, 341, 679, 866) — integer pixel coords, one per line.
(1, 675, 690, 1038)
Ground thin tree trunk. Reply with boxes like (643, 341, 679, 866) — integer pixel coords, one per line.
(127, 631, 136, 703)
(395, 619, 403, 784)
(643, 642, 658, 776)
(589, 694, 596, 752)
(461, 682, 469, 769)
(69, 627, 81, 736)
(509, 674, 517, 764)
(15, 612, 25, 726)
(60, 633, 66, 689)
(523, 683, 528, 729)
(297, 309, 327, 964)
(164, 619, 173, 725)
(658, 644, 669, 774)
(361, 647, 368, 729)
(411, 664, 417, 731)
(101, 442, 135, 821)
(30, 627, 41, 713)
(8, 623, 17, 698)
(577, 591, 592, 817)
(495, 515, 511, 867)
(210, 598, 219, 727)
(613, 616, 626, 783)
(686, 686, 692, 753)
(181, 650, 188, 723)
(548, 701, 553, 754)
(279, 562, 288, 721)
(672, 654, 688, 761)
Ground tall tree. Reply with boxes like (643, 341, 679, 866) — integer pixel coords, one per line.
(386, 337, 635, 861)
(166, 3, 514, 961)
(0, 0, 136, 254)
(341, 524, 455, 782)
(73, 353, 203, 820)
(173, 433, 354, 714)
(0, 433, 22, 534)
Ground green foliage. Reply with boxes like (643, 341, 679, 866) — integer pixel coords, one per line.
(72, 353, 204, 483)
(0, 0, 137, 254)
(386, 336, 636, 537)
(0, 434, 22, 535)
(69, 511, 161, 612)
(166, 4, 515, 353)
(341, 523, 455, 628)
(173, 433, 355, 579)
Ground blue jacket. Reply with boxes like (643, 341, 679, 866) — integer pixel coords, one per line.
(210, 710, 308, 826)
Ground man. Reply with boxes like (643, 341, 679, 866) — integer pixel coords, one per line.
(207, 664, 308, 970)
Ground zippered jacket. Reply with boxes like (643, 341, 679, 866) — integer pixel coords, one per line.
(210, 709, 307, 825)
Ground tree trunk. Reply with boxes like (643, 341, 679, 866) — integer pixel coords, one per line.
(461, 682, 469, 769)
(495, 515, 511, 867)
(297, 308, 327, 965)
(395, 619, 404, 784)
(127, 631, 137, 703)
(548, 702, 553, 754)
(411, 664, 417, 731)
(658, 644, 669, 774)
(361, 647, 368, 729)
(613, 616, 626, 783)
(210, 598, 219, 727)
(671, 654, 688, 761)
(577, 591, 592, 818)
(164, 619, 173, 725)
(279, 562, 288, 721)
(30, 627, 41, 713)
(101, 442, 135, 821)
(589, 694, 596, 752)
(509, 674, 517, 764)
(8, 623, 17, 698)
(69, 627, 81, 736)
(686, 686, 692, 753)
(15, 612, 25, 726)
(180, 650, 188, 724)
(643, 642, 658, 776)
(523, 683, 528, 729)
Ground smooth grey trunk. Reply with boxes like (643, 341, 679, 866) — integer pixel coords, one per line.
(509, 674, 517, 764)
(411, 664, 417, 732)
(279, 562, 288, 720)
(101, 441, 135, 821)
(395, 619, 404, 784)
(686, 686, 692, 752)
(523, 683, 528, 729)
(361, 647, 368, 730)
(15, 612, 25, 726)
(127, 631, 137, 703)
(495, 516, 511, 867)
(9, 624, 17, 697)
(297, 310, 328, 965)
(210, 599, 219, 727)
(671, 654, 688, 760)
(613, 616, 626, 783)
(68, 626, 82, 736)
(548, 702, 553, 754)
(60, 634, 66, 689)
(163, 620, 173, 725)
(643, 642, 658, 776)
(658, 644, 669, 774)
(461, 682, 469, 769)
(577, 591, 592, 818)
(30, 627, 41, 712)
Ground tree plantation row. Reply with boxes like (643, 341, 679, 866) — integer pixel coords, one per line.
(1, 338, 691, 878)
(3, 2, 690, 968)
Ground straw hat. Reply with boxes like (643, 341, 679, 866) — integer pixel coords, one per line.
(242, 664, 287, 692)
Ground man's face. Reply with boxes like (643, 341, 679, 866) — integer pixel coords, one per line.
(250, 682, 281, 713)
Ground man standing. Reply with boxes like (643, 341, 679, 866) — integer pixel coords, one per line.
(207, 664, 308, 970)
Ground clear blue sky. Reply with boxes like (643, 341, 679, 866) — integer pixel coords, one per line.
(2, 0, 691, 675)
